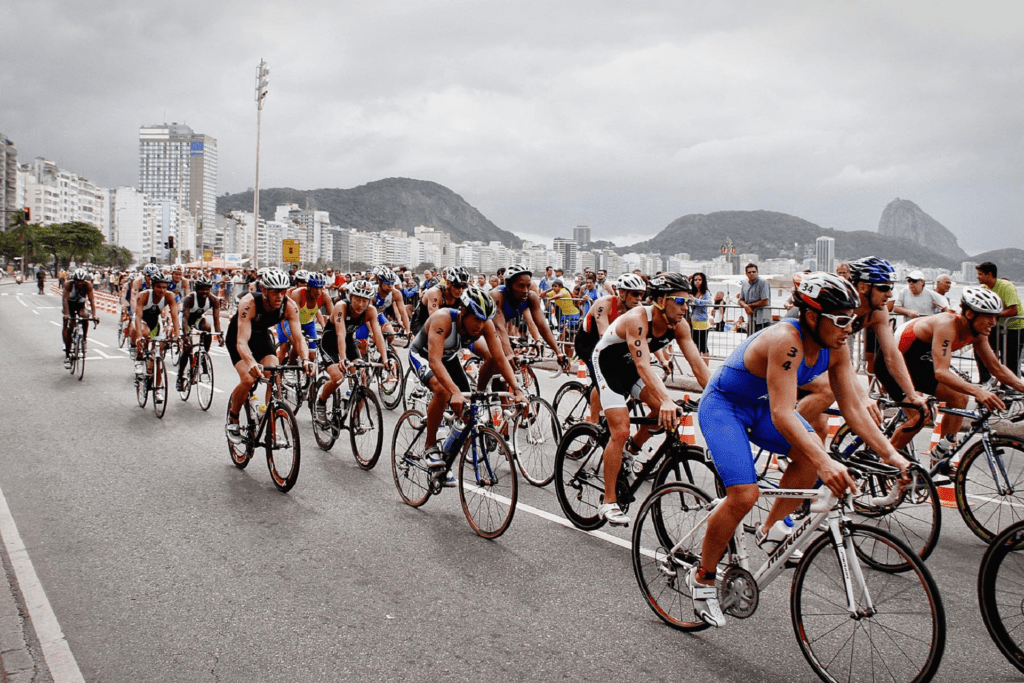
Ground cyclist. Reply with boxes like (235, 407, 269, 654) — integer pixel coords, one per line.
(573, 273, 648, 422)
(36, 266, 46, 294)
(313, 279, 392, 422)
(225, 269, 314, 441)
(276, 271, 332, 365)
(694, 272, 911, 628)
(875, 286, 1024, 458)
(409, 287, 527, 478)
(62, 268, 98, 368)
(591, 272, 711, 526)
(175, 275, 224, 391)
(133, 272, 181, 376)
(169, 265, 190, 303)
(127, 264, 161, 353)
(370, 266, 411, 332)
(409, 266, 470, 336)
(481, 264, 571, 388)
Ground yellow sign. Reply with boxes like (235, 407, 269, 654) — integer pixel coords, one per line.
(203, 250, 213, 262)
(282, 240, 300, 263)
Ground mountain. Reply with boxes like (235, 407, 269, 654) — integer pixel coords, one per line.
(970, 248, 1024, 282)
(877, 198, 968, 262)
(216, 178, 523, 249)
(620, 210, 959, 269)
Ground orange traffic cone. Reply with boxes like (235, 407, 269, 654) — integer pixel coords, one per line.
(926, 404, 957, 508)
(577, 361, 587, 379)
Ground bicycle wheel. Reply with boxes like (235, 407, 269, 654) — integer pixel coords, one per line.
(851, 464, 941, 565)
(829, 422, 864, 459)
(653, 445, 722, 500)
(956, 435, 1024, 542)
(631, 482, 715, 632)
(377, 347, 405, 411)
(228, 401, 254, 468)
(76, 337, 85, 380)
(553, 380, 590, 427)
(350, 387, 384, 470)
(310, 377, 338, 451)
(402, 366, 431, 414)
(518, 364, 540, 398)
(152, 356, 168, 418)
(196, 351, 214, 411)
(68, 335, 78, 376)
(265, 402, 301, 492)
(978, 521, 1024, 674)
(391, 409, 432, 507)
(459, 425, 518, 539)
(553, 421, 609, 530)
(178, 353, 194, 401)
(509, 396, 561, 487)
(279, 367, 304, 413)
(167, 339, 180, 366)
(135, 369, 149, 408)
(117, 318, 127, 348)
(791, 523, 945, 683)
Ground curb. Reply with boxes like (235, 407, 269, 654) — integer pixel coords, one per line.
(0, 540, 52, 683)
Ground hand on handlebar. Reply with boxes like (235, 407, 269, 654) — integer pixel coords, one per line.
(658, 399, 679, 431)
(818, 459, 859, 497)
(976, 387, 1007, 413)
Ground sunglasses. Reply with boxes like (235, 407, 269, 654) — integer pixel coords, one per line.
(873, 284, 893, 293)
(669, 297, 690, 305)
(820, 312, 857, 328)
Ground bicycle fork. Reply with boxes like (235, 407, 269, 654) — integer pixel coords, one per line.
(981, 438, 1015, 497)
(828, 515, 877, 620)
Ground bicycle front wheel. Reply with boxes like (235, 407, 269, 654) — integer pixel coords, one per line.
(178, 354, 194, 401)
(978, 521, 1024, 674)
(68, 336, 79, 376)
(349, 387, 384, 470)
(196, 351, 214, 411)
(459, 425, 518, 539)
(553, 380, 589, 428)
(310, 378, 338, 451)
(265, 403, 301, 492)
(511, 396, 561, 487)
(377, 348, 405, 411)
(956, 435, 1024, 542)
(117, 319, 127, 348)
(553, 421, 609, 530)
(136, 371, 149, 408)
(75, 335, 85, 381)
(391, 409, 431, 507)
(153, 356, 168, 419)
(228, 401, 254, 468)
(631, 482, 716, 632)
(791, 523, 946, 683)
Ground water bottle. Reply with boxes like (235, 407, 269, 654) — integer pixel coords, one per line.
(249, 394, 265, 415)
(442, 420, 465, 453)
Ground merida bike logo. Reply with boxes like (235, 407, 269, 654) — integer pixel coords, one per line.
(767, 513, 814, 569)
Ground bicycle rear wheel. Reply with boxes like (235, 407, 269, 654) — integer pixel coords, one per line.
(153, 356, 168, 418)
(511, 396, 561, 487)
(136, 370, 149, 408)
(228, 402, 254, 468)
(956, 435, 1024, 542)
(310, 378, 338, 451)
(349, 387, 384, 470)
(377, 347, 405, 411)
(178, 353, 194, 401)
(266, 402, 301, 492)
(631, 482, 715, 632)
(978, 521, 1024, 674)
(791, 524, 945, 683)
(459, 425, 518, 539)
(553, 380, 589, 428)
(68, 335, 79, 376)
(391, 409, 431, 507)
(117, 318, 127, 348)
(851, 464, 940, 565)
(553, 421, 609, 530)
(196, 351, 214, 411)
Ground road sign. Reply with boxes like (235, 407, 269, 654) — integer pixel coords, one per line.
(282, 240, 300, 263)
(203, 250, 213, 262)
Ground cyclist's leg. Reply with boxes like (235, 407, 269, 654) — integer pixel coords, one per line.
(933, 383, 968, 438)
(177, 324, 193, 385)
(275, 322, 290, 364)
(749, 403, 820, 530)
(877, 349, 932, 450)
(229, 360, 258, 423)
(796, 373, 833, 443)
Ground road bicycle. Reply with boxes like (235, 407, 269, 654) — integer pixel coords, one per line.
(632, 462, 946, 683)
(309, 359, 385, 469)
(832, 389, 1024, 542)
(978, 520, 1024, 675)
(117, 312, 129, 348)
(177, 330, 220, 411)
(368, 333, 405, 410)
(135, 333, 173, 419)
(476, 392, 562, 487)
(391, 391, 519, 539)
(66, 316, 97, 381)
(553, 400, 719, 531)
(226, 364, 305, 492)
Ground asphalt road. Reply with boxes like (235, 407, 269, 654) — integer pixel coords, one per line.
(1, 283, 1022, 683)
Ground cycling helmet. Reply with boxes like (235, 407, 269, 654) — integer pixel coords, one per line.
(261, 269, 291, 291)
(504, 264, 532, 284)
(193, 275, 213, 289)
(461, 287, 497, 320)
(795, 272, 859, 312)
(349, 279, 377, 299)
(647, 272, 692, 296)
(616, 273, 647, 293)
(961, 287, 1004, 315)
(848, 256, 896, 285)
(445, 266, 471, 287)
(172, 264, 184, 273)
(306, 272, 326, 288)
(372, 266, 397, 285)
(150, 271, 172, 284)
(142, 263, 161, 279)
(72, 268, 88, 282)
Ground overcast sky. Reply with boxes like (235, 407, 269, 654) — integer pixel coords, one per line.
(3, 0, 1022, 254)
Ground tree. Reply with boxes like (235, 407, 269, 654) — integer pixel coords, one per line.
(414, 261, 437, 272)
(6, 222, 44, 277)
(38, 222, 104, 270)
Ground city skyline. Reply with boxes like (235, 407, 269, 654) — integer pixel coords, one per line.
(4, 2, 1023, 256)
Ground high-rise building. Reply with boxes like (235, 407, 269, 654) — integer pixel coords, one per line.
(138, 123, 217, 250)
(573, 225, 591, 246)
(815, 236, 836, 273)
(553, 237, 577, 274)
(1, 133, 16, 228)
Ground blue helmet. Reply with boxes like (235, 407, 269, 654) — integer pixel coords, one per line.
(142, 263, 161, 279)
(849, 256, 896, 285)
(306, 272, 326, 288)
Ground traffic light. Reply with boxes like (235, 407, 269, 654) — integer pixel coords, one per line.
(23, 207, 30, 222)
(168, 236, 175, 249)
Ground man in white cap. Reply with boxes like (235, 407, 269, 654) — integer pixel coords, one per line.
(893, 269, 947, 323)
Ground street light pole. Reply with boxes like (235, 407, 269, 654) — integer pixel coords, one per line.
(253, 59, 269, 271)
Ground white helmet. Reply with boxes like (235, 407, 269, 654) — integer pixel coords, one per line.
(372, 266, 397, 285)
(261, 269, 291, 291)
(349, 279, 377, 299)
(616, 273, 647, 293)
(961, 287, 1004, 315)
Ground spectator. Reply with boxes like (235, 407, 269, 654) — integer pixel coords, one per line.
(976, 261, 1022, 381)
(734, 315, 747, 333)
(893, 269, 947, 323)
(933, 274, 954, 314)
(783, 272, 803, 319)
(488, 274, 500, 290)
(579, 274, 600, 316)
(689, 272, 712, 363)
(738, 263, 771, 335)
(539, 266, 554, 292)
(711, 291, 726, 332)
(836, 262, 852, 281)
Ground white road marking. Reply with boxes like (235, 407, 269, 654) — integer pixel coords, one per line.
(89, 339, 109, 348)
(49, 321, 60, 327)
(0, 486, 86, 682)
(17, 298, 27, 307)
(32, 310, 39, 315)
